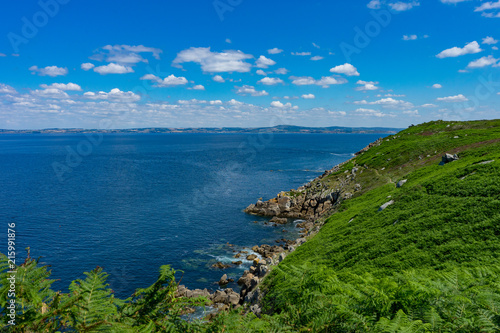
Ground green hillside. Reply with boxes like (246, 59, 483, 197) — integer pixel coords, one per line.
(2, 119, 500, 332)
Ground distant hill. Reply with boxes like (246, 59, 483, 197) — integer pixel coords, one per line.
(0, 125, 402, 134)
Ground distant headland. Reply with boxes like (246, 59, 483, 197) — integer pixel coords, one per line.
(0, 125, 402, 135)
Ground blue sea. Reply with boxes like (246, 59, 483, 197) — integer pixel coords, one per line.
(0, 133, 385, 298)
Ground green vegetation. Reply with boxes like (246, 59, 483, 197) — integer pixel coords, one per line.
(1, 119, 500, 332)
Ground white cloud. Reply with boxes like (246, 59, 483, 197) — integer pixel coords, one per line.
(0, 84, 17, 94)
(93, 45, 162, 64)
(235, 85, 269, 96)
(389, 1, 420, 11)
(256, 69, 267, 76)
(421, 103, 438, 108)
(494, 46, 499, 50)
(403, 110, 419, 115)
(432, 84, 442, 89)
(274, 68, 289, 75)
(481, 12, 500, 17)
(29, 65, 68, 77)
(291, 52, 311, 56)
(482, 36, 498, 44)
(210, 100, 223, 105)
(0, 53, 6, 57)
(225, 38, 232, 44)
(310, 56, 324, 61)
(140, 74, 188, 87)
(31, 88, 69, 99)
(268, 48, 283, 54)
(271, 101, 294, 108)
(436, 41, 482, 58)
(81, 63, 95, 71)
(330, 63, 360, 76)
(190, 85, 205, 90)
(403, 35, 418, 40)
(94, 63, 134, 75)
(354, 108, 388, 117)
(466, 55, 499, 68)
(302, 94, 315, 99)
(354, 97, 413, 109)
(213, 75, 225, 83)
(356, 80, 379, 91)
(291, 75, 347, 88)
(474, 1, 500, 12)
(312, 43, 320, 49)
(367, 0, 381, 9)
(436, 94, 468, 102)
(255, 55, 276, 68)
(83, 88, 141, 102)
(440, 0, 470, 3)
(173, 47, 253, 73)
(40, 83, 82, 91)
(258, 77, 284, 85)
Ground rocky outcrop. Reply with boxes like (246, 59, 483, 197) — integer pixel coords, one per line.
(440, 153, 459, 165)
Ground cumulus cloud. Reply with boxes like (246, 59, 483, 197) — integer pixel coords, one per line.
(474, 1, 500, 12)
(291, 52, 311, 56)
(367, 0, 381, 9)
(274, 68, 289, 75)
(354, 97, 414, 109)
(91, 44, 162, 64)
(270, 101, 297, 109)
(83, 88, 141, 102)
(255, 55, 276, 68)
(482, 36, 498, 44)
(40, 83, 82, 91)
(290, 75, 348, 88)
(0, 83, 17, 94)
(432, 84, 442, 89)
(310, 56, 324, 61)
(421, 103, 438, 108)
(436, 41, 482, 58)
(258, 77, 284, 85)
(389, 1, 420, 11)
(436, 94, 468, 102)
(212, 75, 225, 83)
(94, 63, 134, 75)
(301, 94, 315, 99)
(81, 63, 95, 71)
(403, 35, 418, 40)
(140, 74, 188, 87)
(356, 80, 379, 91)
(189, 85, 205, 90)
(173, 47, 253, 73)
(330, 63, 360, 76)
(466, 55, 499, 68)
(31, 88, 69, 99)
(256, 69, 267, 76)
(354, 108, 388, 117)
(235, 85, 269, 96)
(29, 65, 68, 77)
(268, 48, 283, 54)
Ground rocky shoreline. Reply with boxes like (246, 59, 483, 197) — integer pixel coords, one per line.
(178, 138, 384, 318)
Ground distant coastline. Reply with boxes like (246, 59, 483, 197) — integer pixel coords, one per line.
(0, 125, 402, 135)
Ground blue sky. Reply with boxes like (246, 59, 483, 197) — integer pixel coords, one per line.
(0, 0, 499, 129)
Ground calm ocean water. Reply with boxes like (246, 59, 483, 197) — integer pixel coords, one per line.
(0, 133, 385, 298)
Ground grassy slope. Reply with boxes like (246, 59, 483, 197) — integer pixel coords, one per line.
(254, 120, 500, 332)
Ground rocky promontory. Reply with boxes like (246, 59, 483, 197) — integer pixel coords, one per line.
(244, 139, 382, 222)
